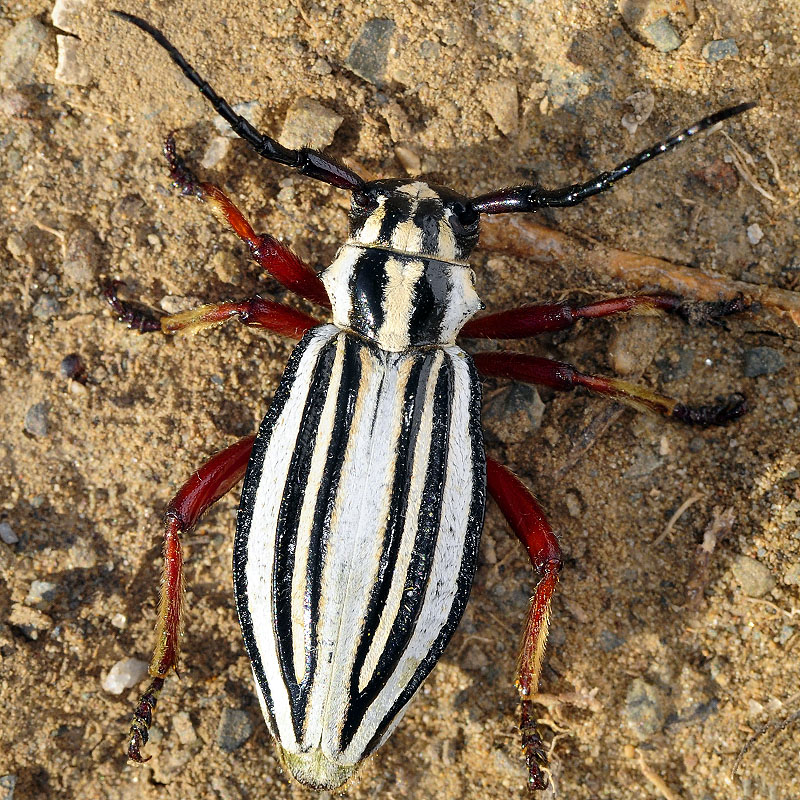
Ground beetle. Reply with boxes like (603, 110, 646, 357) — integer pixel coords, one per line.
(108, 10, 755, 792)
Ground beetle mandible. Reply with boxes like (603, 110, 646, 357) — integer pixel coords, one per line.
(108, 10, 754, 792)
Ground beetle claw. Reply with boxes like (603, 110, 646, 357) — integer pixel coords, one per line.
(104, 280, 164, 332)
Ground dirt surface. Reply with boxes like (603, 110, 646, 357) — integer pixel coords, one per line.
(1, 1, 799, 799)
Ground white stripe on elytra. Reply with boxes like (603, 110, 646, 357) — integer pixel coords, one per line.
(376, 255, 425, 352)
(289, 335, 348, 685)
(343, 347, 475, 761)
(245, 325, 339, 750)
(438, 264, 482, 344)
(353, 351, 443, 702)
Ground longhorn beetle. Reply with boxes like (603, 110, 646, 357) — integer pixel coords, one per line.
(109, 10, 755, 792)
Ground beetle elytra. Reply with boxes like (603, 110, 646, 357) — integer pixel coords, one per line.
(110, 10, 754, 792)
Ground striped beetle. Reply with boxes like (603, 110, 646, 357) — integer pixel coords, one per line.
(110, 10, 754, 792)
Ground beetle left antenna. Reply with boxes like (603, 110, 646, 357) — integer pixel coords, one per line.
(111, 10, 365, 192)
(470, 101, 756, 214)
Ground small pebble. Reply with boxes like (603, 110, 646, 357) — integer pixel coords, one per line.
(111, 613, 127, 629)
(624, 678, 666, 740)
(24, 402, 49, 437)
(702, 39, 739, 62)
(482, 79, 519, 136)
(564, 491, 582, 518)
(310, 57, 332, 76)
(783, 397, 798, 414)
(160, 295, 203, 314)
(213, 101, 260, 138)
(63, 228, 100, 285)
(743, 346, 785, 377)
(6, 232, 27, 260)
(211, 776, 246, 800)
(598, 630, 625, 652)
(621, 90, 655, 135)
(746, 223, 764, 244)
(59, 353, 87, 383)
(778, 625, 794, 645)
(101, 658, 149, 695)
(279, 97, 343, 151)
(643, 17, 682, 52)
(55, 35, 90, 85)
(732, 554, 775, 597)
(52, 0, 88, 33)
(0, 522, 18, 545)
(784, 563, 800, 586)
(394, 144, 421, 175)
(0, 774, 16, 800)
(217, 708, 254, 752)
(461, 644, 488, 670)
(212, 250, 242, 285)
(0, 18, 48, 88)
(345, 19, 395, 86)
(32, 295, 61, 321)
(201, 136, 231, 169)
(25, 580, 59, 611)
(172, 711, 198, 745)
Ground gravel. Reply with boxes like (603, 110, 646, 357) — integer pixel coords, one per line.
(743, 346, 786, 377)
(345, 19, 395, 86)
(0, 522, 18, 545)
(101, 658, 149, 694)
(0, 18, 48, 88)
(32, 295, 61, 321)
(63, 228, 100, 286)
(643, 17, 682, 52)
(25, 580, 59, 610)
(279, 98, 344, 151)
(732, 554, 776, 597)
(702, 39, 739, 62)
(624, 678, 666, 740)
(217, 708, 254, 752)
(24, 402, 49, 437)
(482, 79, 519, 136)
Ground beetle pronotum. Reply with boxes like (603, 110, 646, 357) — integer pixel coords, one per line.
(109, 10, 755, 792)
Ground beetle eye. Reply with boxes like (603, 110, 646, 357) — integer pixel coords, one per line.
(451, 202, 479, 230)
(351, 191, 379, 214)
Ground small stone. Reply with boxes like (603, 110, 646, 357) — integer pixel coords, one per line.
(310, 57, 332, 76)
(160, 295, 203, 314)
(394, 144, 421, 175)
(419, 40, 440, 60)
(643, 17, 682, 52)
(211, 776, 246, 800)
(0, 774, 16, 800)
(172, 711, 198, 745)
(623, 449, 663, 480)
(63, 227, 100, 286)
(200, 136, 231, 169)
(32, 294, 61, 321)
(111, 613, 127, 629)
(783, 397, 798, 414)
(482, 79, 518, 136)
(59, 353, 87, 383)
(345, 19, 395, 86)
(461, 644, 488, 670)
(743, 346, 785, 377)
(702, 39, 739, 62)
(732, 554, 775, 597)
(564, 491, 582, 518)
(621, 90, 655, 135)
(101, 657, 148, 695)
(784, 563, 800, 586)
(212, 250, 242, 285)
(55, 36, 90, 85)
(6, 233, 27, 260)
(746, 223, 764, 244)
(279, 97, 343, 151)
(0, 18, 48, 88)
(213, 101, 260, 138)
(624, 678, 666, 740)
(25, 580, 59, 611)
(24, 402, 49, 437)
(598, 630, 625, 652)
(0, 522, 18, 545)
(52, 0, 88, 33)
(778, 625, 795, 645)
(8, 603, 52, 639)
(217, 708, 254, 752)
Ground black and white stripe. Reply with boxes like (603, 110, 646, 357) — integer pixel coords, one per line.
(234, 324, 485, 789)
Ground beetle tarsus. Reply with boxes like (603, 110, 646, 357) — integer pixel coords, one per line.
(127, 676, 164, 762)
(676, 293, 749, 326)
(673, 392, 748, 427)
(163, 132, 205, 199)
(104, 280, 164, 332)
(520, 697, 549, 791)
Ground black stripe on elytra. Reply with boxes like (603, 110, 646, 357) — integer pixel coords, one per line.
(272, 337, 339, 740)
(233, 326, 330, 738)
(348, 248, 389, 339)
(339, 352, 452, 752)
(364, 353, 486, 756)
(377, 192, 415, 246)
(413, 198, 444, 256)
(338, 351, 430, 743)
(298, 334, 363, 740)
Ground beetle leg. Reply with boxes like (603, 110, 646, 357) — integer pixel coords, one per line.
(105, 283, 320, 341)
(163, 133, 331, 308)
(474, 351, 746, 427)
(460, 293, 747, 339)
(486, 457, 561, 791)
(128, 435, 255, 763)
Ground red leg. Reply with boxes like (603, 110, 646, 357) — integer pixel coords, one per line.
(487, 457, 562, 791)
(474, 351, 746, 427)
(128, 434, 255, 762)
(105, 282, 320, 341)
(460, 294, 746, 339)
(164, 134, 331, 308)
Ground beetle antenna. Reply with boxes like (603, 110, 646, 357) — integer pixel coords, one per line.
(470, 101, 757, 214)
(111, 10, 365, 192)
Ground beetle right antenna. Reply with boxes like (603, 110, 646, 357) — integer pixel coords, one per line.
(111, 11, 365, 192)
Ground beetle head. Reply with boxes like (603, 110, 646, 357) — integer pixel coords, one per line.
(348, 179, 480, 264)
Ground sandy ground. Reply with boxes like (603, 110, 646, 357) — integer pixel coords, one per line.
(1, 1, 799, 798)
